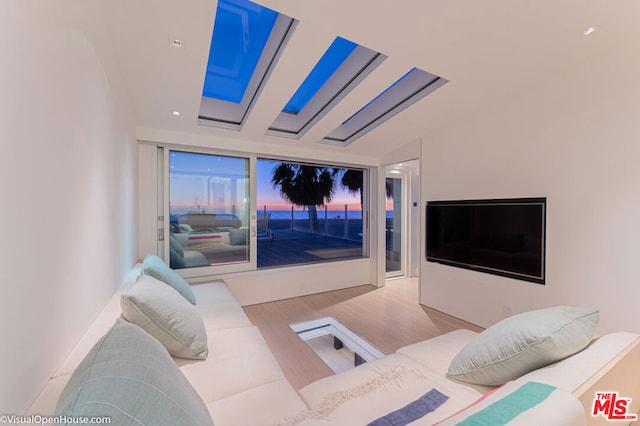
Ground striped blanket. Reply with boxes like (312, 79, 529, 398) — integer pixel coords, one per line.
(367, 381, 582, 426)
(367, 389, 449, 426)
(436, 381, 584, 426)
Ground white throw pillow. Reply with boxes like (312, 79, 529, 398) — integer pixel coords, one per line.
(121, 275, 208, 360)
(447, 306, 599, 386)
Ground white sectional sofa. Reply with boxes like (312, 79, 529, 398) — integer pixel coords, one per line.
(26, 275, 307, 425)
(25, 257, 640, 425)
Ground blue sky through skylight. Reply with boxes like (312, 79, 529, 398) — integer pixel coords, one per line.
(283, 37, 358, 114)
(202, 0, 278, 103)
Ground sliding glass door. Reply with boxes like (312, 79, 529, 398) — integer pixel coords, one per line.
(167, 150, 252, 274)
(150, 147, 371, 277)
(385, 175, 404, 278)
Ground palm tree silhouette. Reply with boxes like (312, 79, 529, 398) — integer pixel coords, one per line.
(271, 163, 337, 233)
(340, 169, 363, 205)
(340, 169, 393, 204)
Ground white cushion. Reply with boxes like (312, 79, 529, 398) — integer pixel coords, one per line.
(177, 326, 285, 403)
(121, 275, 208, 360)
(191, 281, 236, 304)
(297, 354, 481, 425)
(397, 329, 479, 377)
(197, 302, 252, 331)
(208, 380, 309, 426)
(447, 306, 599, 386)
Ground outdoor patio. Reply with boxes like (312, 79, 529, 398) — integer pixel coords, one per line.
(257, 229, 363, 268)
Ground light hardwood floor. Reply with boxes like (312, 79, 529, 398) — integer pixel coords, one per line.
(243, 277, 483, 390)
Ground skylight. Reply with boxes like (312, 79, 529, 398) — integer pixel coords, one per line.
(202, 0, 278, 103)
(267, 37, 385, 139)
(198, 0, 296, 130)
(282, 37, 358, 114)
(322, 68, 448, 146)
(196, 1, 448, 143)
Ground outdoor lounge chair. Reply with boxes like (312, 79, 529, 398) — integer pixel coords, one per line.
(257, 212, 274, 241)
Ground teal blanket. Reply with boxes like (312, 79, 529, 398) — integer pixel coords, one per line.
(454, 382, 556, 426)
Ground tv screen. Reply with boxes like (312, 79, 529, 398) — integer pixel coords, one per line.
(426, 198, 546, 284)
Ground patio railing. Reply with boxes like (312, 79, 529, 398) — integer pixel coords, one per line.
(260, 204, 363, 241)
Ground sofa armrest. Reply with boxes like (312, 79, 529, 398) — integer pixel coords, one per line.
(574, 335, 640, 425)
(519, 332, 640, 393)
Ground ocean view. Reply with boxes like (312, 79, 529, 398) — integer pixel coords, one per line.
(171, 207, 392, 221)
(260, 209, 363, 220)
(168, 207, 397, 242)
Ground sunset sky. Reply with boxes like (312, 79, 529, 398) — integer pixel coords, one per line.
(256, 159, 362, 210)
(169, 151, 365, 212)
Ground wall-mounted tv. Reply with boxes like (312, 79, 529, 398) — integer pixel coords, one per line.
(426, 198, 546, 284)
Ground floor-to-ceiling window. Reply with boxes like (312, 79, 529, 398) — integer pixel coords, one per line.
(163, 149, 369, 273)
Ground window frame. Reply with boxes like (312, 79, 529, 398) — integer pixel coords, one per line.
(256, 157, 370, 269)
(322, 68, 448, 146)
(198, 8, 297, 130)
(162, 147, 257, 278)
(266, 38, 386, 139)
(158, 146, 371, 278)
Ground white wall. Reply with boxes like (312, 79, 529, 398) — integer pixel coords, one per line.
(421, 42, 640, 334)
(219, 259, 373, 305)
(408, 162, 421, 277)
(0, 1, 137, 413)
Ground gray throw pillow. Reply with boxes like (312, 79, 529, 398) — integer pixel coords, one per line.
(141, 253, 196, 304)
(55, 319, 213, 426)
(121, 275, 208, 360)
(447, 306, 599, 386)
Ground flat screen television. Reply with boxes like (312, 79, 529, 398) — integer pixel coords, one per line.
(426, 197, 546, 284)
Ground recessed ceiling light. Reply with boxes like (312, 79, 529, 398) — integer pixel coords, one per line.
(172, 111, 180, 116)
(584, 27, 596, 36)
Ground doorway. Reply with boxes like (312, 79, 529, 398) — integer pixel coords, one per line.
(384, 160, 419, 280)
(385, 175, 404, 278)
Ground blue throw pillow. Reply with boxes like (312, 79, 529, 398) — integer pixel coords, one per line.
(56, 319, 213, 426)
(141, 253, 196, 304)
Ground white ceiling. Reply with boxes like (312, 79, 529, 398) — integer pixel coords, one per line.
(104, 0, 640, 161)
